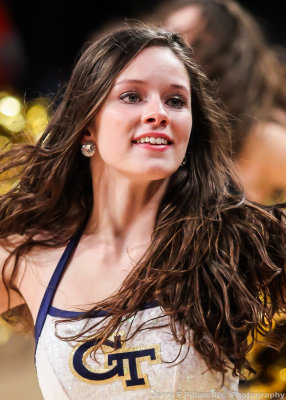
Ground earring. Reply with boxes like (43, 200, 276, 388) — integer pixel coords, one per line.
(81, 141, 96, 157)
(181, 155, 187, 167)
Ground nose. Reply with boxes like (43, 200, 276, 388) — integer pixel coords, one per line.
(142, 99, 170, 127)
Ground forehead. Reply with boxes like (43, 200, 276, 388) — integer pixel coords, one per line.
(114, 46, 190, 88)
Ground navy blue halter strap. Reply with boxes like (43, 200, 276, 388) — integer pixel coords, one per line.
(34, 230, 160, 350)
(34, 231, 82, 346)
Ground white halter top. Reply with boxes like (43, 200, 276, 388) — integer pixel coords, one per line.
(34, 233, 239, 399)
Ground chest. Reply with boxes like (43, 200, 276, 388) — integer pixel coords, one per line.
(20, 243, 139, 322)
(52, 251, 135, 309)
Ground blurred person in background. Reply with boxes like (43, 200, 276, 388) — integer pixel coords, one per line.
(155, 0, 286, 204)
(1, 26, 286, 399)
(0, 0, 26, 91)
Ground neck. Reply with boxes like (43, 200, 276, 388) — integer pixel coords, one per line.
(84, 167, 168, 248)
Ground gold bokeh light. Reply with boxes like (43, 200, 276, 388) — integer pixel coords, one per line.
(0, 96, 21, 117)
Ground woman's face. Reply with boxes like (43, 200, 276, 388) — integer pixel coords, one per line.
(88, 45, 192, 182)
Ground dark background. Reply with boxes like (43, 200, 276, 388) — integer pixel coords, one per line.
(4, 0, 286, 98)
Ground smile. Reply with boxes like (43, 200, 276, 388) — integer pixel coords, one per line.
(135, 137, 169, 145)
(132, 133, 173, 146)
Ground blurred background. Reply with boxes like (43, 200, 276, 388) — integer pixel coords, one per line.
(0, 0, 286, 398)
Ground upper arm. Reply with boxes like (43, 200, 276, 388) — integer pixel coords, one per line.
(0, 243, 25, 314)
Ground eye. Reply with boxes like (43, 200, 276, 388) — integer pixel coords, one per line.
(166, 96, 186, 109)
(119, 92, 141, 104)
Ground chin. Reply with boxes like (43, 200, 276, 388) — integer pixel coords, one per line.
(137, 167, 177, 181)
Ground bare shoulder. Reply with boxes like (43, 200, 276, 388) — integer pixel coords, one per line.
(17, 240, 66, 322)
(0, 235, 66, 320)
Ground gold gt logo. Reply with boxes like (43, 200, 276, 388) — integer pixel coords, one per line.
(69, 332, 161, 390)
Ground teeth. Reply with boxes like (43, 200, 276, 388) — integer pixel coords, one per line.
(135, 137, 169, 145)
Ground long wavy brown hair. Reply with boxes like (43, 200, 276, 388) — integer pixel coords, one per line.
(1, 27, 286, 383)
(155, 0, 286, 155)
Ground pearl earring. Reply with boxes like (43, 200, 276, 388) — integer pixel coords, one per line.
(81, 141, 96, 157)
(181, 155, 187, 167)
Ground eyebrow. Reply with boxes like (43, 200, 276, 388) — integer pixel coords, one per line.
(114, 79, 190, 94)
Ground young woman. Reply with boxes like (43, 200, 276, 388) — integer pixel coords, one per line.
(159, 0, 286, 203)
(0, 27, 286, 399)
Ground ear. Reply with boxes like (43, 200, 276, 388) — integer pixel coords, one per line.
(80, 126, 96, 145)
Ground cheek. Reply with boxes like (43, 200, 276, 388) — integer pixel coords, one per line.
(175, 114, 192, 143)
(95, 119, 134, 161)
(96, 131, 125, 160)
(96, 107, 138, 144)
